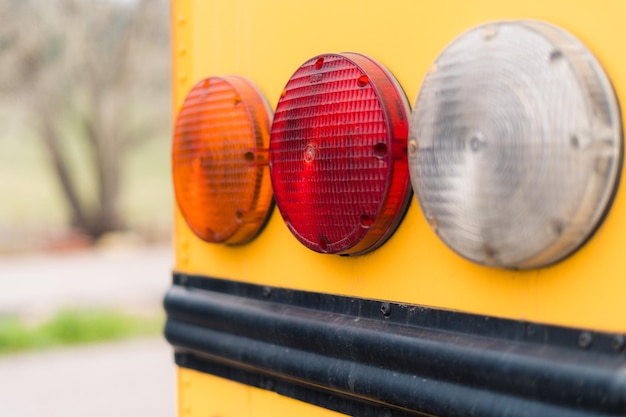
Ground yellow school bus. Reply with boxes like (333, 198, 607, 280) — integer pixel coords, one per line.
(165, 1, 626, 416)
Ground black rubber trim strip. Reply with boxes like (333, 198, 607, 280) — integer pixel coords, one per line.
(164, 273, 626, 417)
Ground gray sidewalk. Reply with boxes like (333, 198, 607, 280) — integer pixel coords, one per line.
(0, 245, 173, 318)
(0, 338, 176, 417)
(0, 245, 177, 417)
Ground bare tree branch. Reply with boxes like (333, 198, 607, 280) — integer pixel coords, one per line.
(0, 0, 170, 239)
(36, 101, 89, 231)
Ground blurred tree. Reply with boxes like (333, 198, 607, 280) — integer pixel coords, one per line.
(0, 0, 170, 239)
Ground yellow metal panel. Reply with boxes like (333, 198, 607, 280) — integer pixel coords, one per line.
(178, 368, 349, 417)
(171, 0, 626, 415)
(173, 0, 626, 332)
(177, 368, 248, 417)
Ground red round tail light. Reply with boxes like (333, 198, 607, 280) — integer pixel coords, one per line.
(269, 53, 411, 255)
(172, 76, 273, 245)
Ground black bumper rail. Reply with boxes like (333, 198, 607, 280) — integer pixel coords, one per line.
(164, 273, 626, 417)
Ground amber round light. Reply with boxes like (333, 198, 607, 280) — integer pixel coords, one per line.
(172, 76, 273, 244)
(269, 53, 411, 255)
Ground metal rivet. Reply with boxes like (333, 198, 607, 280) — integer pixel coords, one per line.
(483, 25, 498, 41)
(380, 303, 392, 317)
(483, 244, 497, 265)
(549, 49, 563, 62)
(262, 286, 272, 298)
(469, 133, 485, 152)
(611, 335, 625, 352)
(578, 332, 593, 349)
(550, 219, 564, 236)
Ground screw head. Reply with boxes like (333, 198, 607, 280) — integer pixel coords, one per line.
(611, 335, 625, 352)
(380, 303, 392, 317)
(262, 286, 273, 298)
(578, 332, 593, 349)
(179, 274, 188, 286)
(178, 353, 189, 365)
(263, 378, 275, 390)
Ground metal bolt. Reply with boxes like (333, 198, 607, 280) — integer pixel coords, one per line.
(380, 303, 392, 318)
(482, 244, 497, 265)
(611, 335, 625, 353)
(549, 49, 563, 63)
(304, 144, 316, 162)
(483, 25, 498, 41)
(578, 332, 593, 349)
(550, 219, 564, 236)
(262, 286, 273, 298)
(469, 133, 485, 152)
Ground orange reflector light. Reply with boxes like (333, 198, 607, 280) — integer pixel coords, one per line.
(172, 76, 273, 244)
(270, 53, 411, 255)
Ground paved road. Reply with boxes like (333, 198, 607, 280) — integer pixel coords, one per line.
(0, 245, 177, 417)
(0, 338, 176, 417)
(0, 245, 173, 318)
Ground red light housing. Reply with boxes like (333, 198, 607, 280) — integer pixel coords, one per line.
(269, 53, 411, 255)
(172, 76, 273, 245)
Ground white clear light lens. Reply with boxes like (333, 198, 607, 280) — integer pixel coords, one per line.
(409, 21, 622, 269)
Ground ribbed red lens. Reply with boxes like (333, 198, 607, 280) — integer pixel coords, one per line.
(269, 53, 411, 255)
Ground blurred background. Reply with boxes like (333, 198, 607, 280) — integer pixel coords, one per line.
(0, 0, 176, 415)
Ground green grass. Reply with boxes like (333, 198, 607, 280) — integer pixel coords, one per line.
(0, 309, 163, 355)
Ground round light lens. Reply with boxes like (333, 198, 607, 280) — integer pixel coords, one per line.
(172, 76, 273, 244)
(270, 53, 411, 255)
(409, 21, 622, 269)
